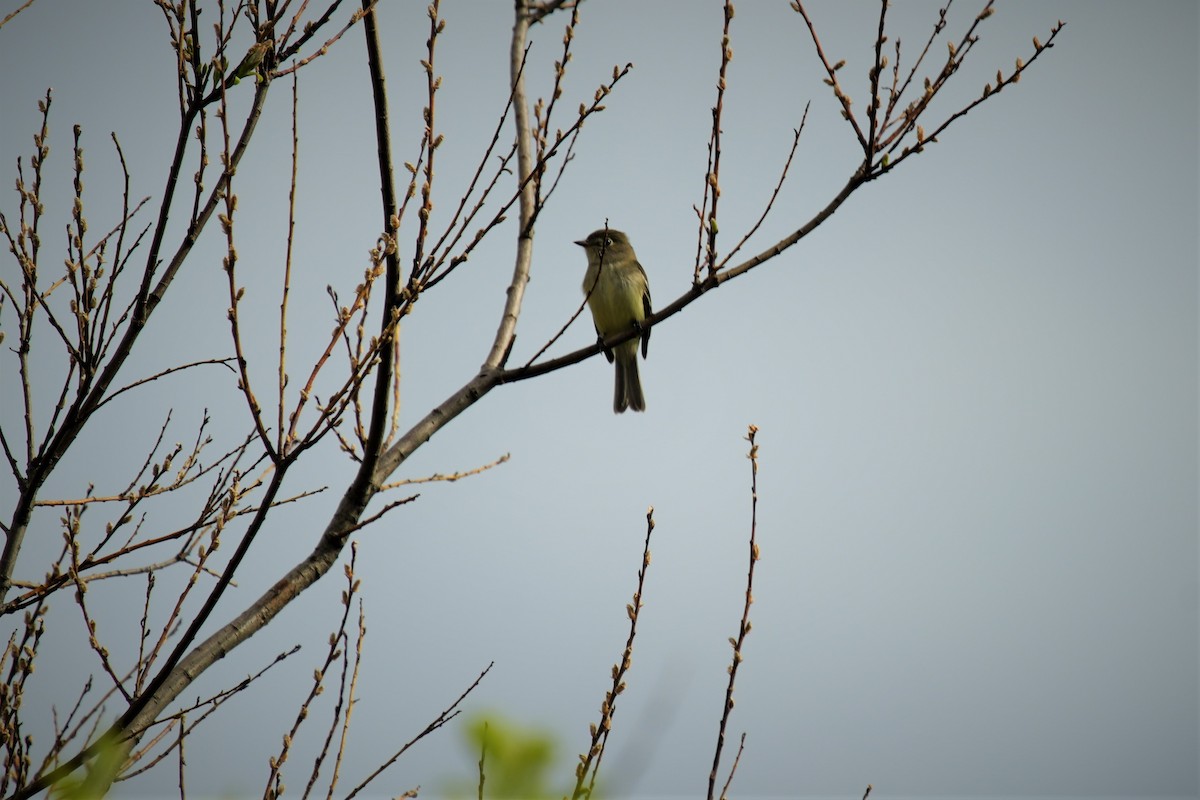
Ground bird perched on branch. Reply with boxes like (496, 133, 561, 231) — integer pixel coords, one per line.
(575, 229, 652, 413)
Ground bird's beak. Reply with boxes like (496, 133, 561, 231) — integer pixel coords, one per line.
(574, 240, 586, 247)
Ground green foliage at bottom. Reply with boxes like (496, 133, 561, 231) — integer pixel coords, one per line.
(49, 732, 127, 800)
(443, 711, 570, 800)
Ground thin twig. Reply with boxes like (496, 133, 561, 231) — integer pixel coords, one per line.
(94, 358, 235, 412)
(339, 494, 419, 536)
(378, 452, 510, 490)
(122, 646, 302, 780)
(695, 0, 736, 282)
(343, 662, 494, 800)
(274, 1, 375, 77)
(572, 507, 656, 800)
(715, 106, 809, 272)
(0, 0, 36, 30)
(877, 17, 1065, 176)
(717, 732, 746, 800)
(792, 2, 867, 148)
(864, 0, 889, 161)
(707, 425, 761, 800)
(325, 598, 366, 800)
(176, 712, 187, 800)
(220, 74, 278, 463)
(278, 67, 300, 454)
(280, 544, 362, 800)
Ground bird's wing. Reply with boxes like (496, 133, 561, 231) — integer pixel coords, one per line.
(638, 261, 652, 358)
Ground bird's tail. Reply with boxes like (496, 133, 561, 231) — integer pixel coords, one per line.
(614, 347, 645, 413)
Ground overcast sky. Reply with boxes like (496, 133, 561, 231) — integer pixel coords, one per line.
(1, 1, 1196, 799)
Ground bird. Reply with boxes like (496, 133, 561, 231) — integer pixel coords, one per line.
(574, 229, 652, 413)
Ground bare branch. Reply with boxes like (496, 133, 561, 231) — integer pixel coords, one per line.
(0, 0, 36, 30)
(572, 507, 656, 799)
(718, 732, 747, 800)
(278, 71, 301, 455)
(343, 662, 494, 800)
(695, 0, 736, 281)
(715, 107, 809, 272)
(792, 2, 868, 148)
(1, 4, 1065, 796)
(707, 425, 761, 800)
(121, 646, 302, 781)
(95, 358, 235, 412)
(378, 452, 510, 491)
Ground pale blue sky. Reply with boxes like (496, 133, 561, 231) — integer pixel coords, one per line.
(1, 2, 1196, 798)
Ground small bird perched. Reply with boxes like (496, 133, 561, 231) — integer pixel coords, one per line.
(575, 229, 652, 413)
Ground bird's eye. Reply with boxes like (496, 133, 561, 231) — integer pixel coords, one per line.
(604, 237, 613, 246)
